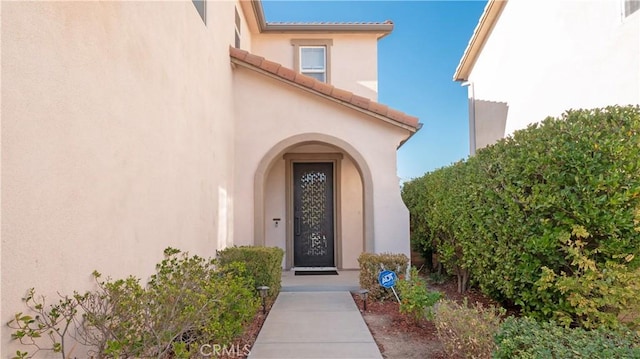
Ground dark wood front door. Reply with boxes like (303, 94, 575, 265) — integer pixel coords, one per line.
(293, 162, 335, 267)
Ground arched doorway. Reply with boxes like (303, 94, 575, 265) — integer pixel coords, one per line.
(254, 133, 374, 269)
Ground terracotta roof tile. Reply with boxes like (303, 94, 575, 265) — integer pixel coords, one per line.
(331, 88, 353, 103)
(276, 66, 296, 82)
(244, 52, 264, 67)
(312, 81, 335, 96)
(402, 115, 420, 128)
(368, 101, 390, 117)
(260, 59, 281, 74)
(386, 108, 410, 124)
(350, 94, 371, 109)
(229, 46, 248, 61)
(294, 73, 316, 89)
(229, 46, 419, 131)
(385, 110, 419, 128)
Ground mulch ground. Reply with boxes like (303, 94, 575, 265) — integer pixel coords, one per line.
(352, 292, 446, 359)
(218, 303, 271, 359)
(351, 278, 504, 359)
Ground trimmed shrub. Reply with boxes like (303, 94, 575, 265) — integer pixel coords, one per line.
(494, 317, 640, 359)
(396, 267, 441, 322)
(83, 248, 259, 358)
(217, 246, 284, 300)
(8, 248, 260, 359)
(402, 105, 640, 328)
(358, 252, 409, 301)
(434, 299, 505, 359)
(402, 161, 473, 293)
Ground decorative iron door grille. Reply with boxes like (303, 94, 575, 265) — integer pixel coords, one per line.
(293, 162, 335, 267)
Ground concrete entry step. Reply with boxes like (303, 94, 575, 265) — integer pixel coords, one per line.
(248, 291, 382, 359)
(292, 267, 338, 271)
(281, 269, 360, 292)
(293, 267, 339, 276)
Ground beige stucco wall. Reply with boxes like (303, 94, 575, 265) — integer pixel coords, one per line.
(252, 33, 380, 100)
(468, 1, 640, 142)
(1, 1, 243, 356)
(340, 156, 364, 269)
(264, 159, 287, 263)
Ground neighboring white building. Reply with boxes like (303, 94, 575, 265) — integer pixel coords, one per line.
(454, 0, 640, 153)
(2, 0, 419, 355)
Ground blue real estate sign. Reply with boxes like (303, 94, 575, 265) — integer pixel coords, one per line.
(378, 270, 397, 289)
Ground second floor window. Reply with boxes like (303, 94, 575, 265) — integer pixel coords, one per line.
(300, 46, 327, 82)
(292, 39, 332, 83)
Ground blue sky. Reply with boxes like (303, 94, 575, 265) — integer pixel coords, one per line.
(262, 0, 487, 182)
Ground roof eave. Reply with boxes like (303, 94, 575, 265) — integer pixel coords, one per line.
(453, 0, 507, 82)
(398, 123, 423, 149)
(262, 23, 393, 36)
(250, 0, 268, 31)
(249, 0, 393, 38)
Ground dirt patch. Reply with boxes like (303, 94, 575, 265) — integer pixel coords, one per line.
(353, 295, 445, 359)
(219, 304, 271, 359)
(351, 277, 505, 359)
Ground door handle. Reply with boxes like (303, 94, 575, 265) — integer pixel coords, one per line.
(295, 217, 301, 236)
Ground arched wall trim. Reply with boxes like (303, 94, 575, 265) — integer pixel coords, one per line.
(253, 133, 375, 253)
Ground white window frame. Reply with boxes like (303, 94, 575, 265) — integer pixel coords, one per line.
(299, 46, 327, 82)
(291, 39, 333, 84)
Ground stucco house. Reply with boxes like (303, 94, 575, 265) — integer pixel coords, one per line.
(454, 0, 640, 153)
(1, 0, 419, 354)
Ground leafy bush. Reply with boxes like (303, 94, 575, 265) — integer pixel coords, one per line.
(80, 274, 146, 358)
(358, 252, 409, 301)
(8, 248, 260, 359)
(396, 267, 441, 322)
(7, 289, 86, 359)
(81, 248, 259, 358)
(402, 105, 640, 328)
(434, 299, 505, 359)
(536, 226, 640, 330)
(494, 317, 640, 359)
(402, 162, 472, 293)
(217, 246, 284, 300)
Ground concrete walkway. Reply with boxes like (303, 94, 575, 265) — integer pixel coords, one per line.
(248, 272, 382, 359)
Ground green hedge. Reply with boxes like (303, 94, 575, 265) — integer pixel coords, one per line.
(494, 317, 640, 358)
(217, 246, 284, 300)
(358, 252, 409, 301)
(402, 105, 640, 328)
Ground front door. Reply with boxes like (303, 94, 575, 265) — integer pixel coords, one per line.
(293, 162, 335, 267)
